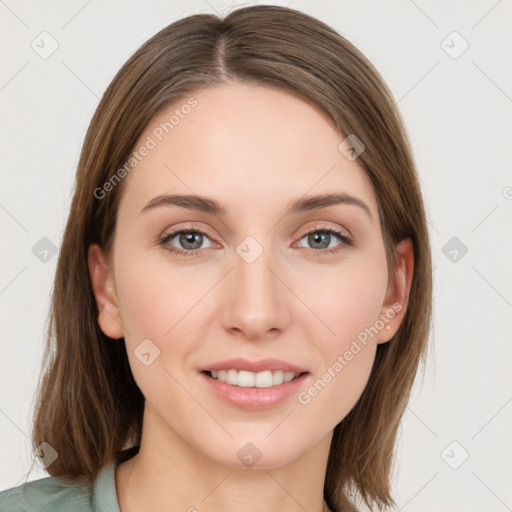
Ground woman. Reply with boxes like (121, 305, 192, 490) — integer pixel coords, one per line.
(0, 4, 432, 511)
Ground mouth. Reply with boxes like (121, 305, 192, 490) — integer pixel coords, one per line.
(202, 369, 307, 388)
(200, 370, 309, 410)
(199, 358, 310, 410)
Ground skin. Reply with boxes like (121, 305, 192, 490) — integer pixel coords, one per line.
(88, 81, 414, 512)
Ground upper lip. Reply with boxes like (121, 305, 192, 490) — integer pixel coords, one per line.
(202, 358, 308, 374)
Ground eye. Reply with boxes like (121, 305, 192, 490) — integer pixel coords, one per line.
(296, 226, 353, 255)
(158, 229, 213, 257)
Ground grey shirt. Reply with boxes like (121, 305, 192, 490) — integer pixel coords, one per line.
(0, 462, 121, 512)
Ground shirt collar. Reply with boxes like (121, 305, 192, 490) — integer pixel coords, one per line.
(92, 462, 121, 512)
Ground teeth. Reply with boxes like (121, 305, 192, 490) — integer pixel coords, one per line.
(208, 369, 300, 387)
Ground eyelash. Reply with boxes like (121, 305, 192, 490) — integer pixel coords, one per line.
(158, 225, 353, 258)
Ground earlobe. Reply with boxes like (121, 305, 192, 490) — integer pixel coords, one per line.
(87, 244, 124, 339)
(376, 238, 414, 344)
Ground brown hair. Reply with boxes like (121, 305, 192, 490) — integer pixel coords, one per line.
(32, 5, 432, 511)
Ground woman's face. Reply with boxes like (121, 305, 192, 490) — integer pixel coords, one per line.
(90, 81, 409, 469)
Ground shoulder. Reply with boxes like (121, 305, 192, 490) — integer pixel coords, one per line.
(0, 474, 94, 512)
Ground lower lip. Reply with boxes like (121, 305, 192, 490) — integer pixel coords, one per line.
(199, 371, 309, 410)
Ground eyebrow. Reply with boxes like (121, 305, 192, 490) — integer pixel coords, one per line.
(140, 192, 372, 221)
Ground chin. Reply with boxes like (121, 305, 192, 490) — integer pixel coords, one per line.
(200, 429, 312, 471)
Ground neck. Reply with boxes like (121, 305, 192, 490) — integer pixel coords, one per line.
(115, 405, 333, 512)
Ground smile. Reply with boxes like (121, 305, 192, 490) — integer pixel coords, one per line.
(206, 369, 301, 388)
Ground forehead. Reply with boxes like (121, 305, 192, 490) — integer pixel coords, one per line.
(118, 82, 378, 220)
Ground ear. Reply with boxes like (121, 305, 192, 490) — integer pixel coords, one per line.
(87, 244, 124, 339)
(376, 237, 414, 344)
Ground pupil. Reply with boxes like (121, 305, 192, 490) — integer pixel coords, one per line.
(181, 232, 202, 250)
(310, 232, 329, 249)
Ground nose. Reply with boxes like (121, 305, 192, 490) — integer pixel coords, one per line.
(220, 241, 291, 341)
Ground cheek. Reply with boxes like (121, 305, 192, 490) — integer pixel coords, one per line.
(112, 254, 199, 411)
(294, 254, 388, 414)
(296, 339, 376, 434)
(299, 253, 389, 346)
(112, 246, 216, 393)
(114, 246, 199, 339)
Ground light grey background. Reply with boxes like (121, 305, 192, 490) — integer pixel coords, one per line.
(1, 1, 511, 511)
